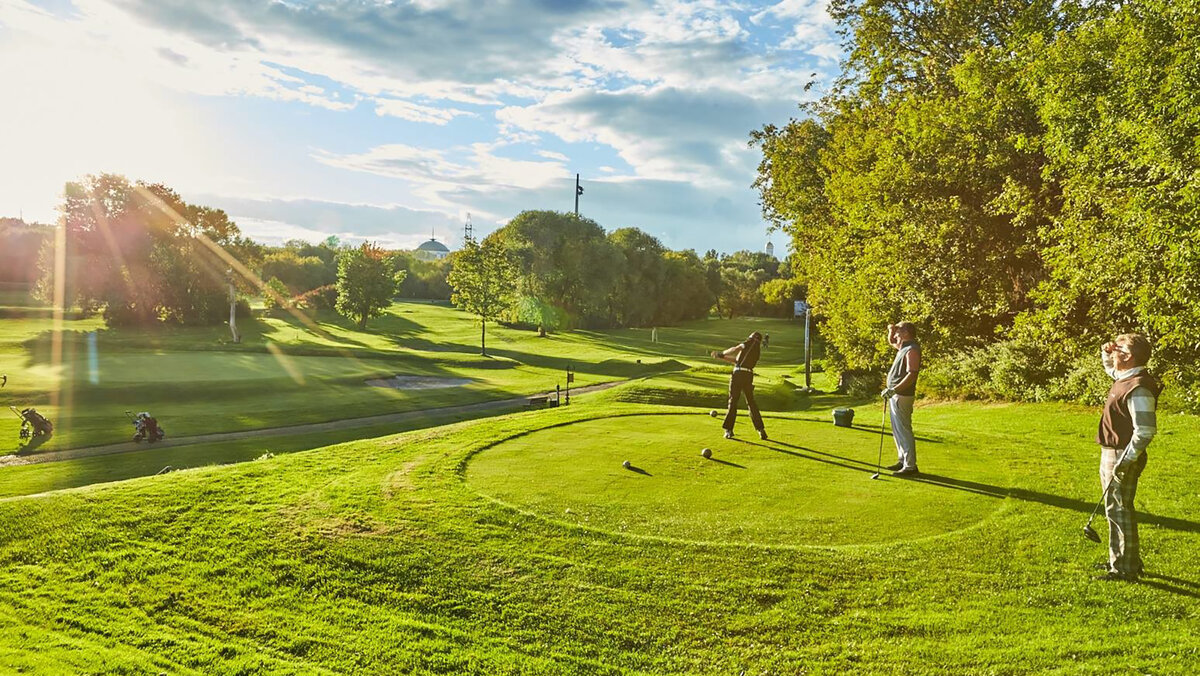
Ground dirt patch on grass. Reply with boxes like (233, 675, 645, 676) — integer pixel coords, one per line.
(382, 461, 421, 498)
(366, 375, 473, 389)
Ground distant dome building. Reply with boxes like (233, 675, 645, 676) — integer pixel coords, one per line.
(765, 241, 775, 258)
(415, 237, 450, 260)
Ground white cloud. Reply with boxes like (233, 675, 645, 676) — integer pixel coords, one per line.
(311, 142, 570, 207)
(497, 86, 794, 184)
(372, 98, 477, 125)
(200, 196, 466, 249)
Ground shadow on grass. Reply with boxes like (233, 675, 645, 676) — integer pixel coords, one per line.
(708, 458, 746, 469)
(624, 465, 652, 476)
(743, 439, 880, 476)
(739, 440, 1200, 537)
(1128, 573, 1195, 600)
(841, 421, 943, 444)
(1137, 573, 1200, 599)
(15, 434, 52, 455)
(905, 473, 1200, 534)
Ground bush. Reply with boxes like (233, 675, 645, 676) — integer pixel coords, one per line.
(262, 277, 292, 313)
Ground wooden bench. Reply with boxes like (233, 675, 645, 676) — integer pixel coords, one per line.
(527, 394, 560, 408)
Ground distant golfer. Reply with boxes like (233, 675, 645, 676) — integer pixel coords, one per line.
(1095, 334, 1160, 581)
(881, 322, 921, 475)
(712, 331, 767, 440)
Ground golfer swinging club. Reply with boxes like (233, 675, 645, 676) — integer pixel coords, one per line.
(881, 322, 921, 476)
(1095, 333, 1160, 581)
(712, 331, 767, 440)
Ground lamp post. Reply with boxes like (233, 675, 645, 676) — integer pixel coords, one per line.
(795, 300, 811, 390)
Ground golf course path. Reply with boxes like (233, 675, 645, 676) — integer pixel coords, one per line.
(0, 381, 625, 468)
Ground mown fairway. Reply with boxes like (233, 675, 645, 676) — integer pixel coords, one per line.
(0, 299, 806, 452)
(0, 391, 1196, 674)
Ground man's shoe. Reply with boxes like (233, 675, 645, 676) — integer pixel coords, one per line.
(884, 462, 904, 471)
(723, 430, 734, 439)
(892, 466, 919, 476)
(1095, 571, 1135, 582)
(1092, 562, 1112, 572)
(757, 429, 768, 441)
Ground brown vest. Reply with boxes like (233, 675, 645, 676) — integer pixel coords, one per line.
(1096, 371, 1162, 448)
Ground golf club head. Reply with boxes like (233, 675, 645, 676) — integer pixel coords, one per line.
(1082, 523, 1101, 543)
(870, 472, 880, 480)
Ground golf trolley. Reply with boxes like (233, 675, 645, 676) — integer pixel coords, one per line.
(125, 411, 165, 443)
(10, 406, 53, 441)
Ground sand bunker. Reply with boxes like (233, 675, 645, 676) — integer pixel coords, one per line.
(366, 375, 472, 390)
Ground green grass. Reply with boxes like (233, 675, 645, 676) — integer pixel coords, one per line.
(466, 412, 1002, 546)
(0, 301, 808, 454)
(0, 395, 1196, 673)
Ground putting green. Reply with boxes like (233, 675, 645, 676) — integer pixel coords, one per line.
(465, 412, 1011, 547)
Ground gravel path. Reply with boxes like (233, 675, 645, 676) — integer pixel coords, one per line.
(0, 381, 624, 468)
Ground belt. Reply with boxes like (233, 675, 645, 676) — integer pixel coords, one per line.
(733, 367, 754, 374)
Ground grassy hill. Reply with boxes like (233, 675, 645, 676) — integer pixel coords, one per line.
(1, 301, 811, 454)
(0, 303, 818, 497)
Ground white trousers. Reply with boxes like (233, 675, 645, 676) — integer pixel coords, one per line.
(889, 394, 917, 469)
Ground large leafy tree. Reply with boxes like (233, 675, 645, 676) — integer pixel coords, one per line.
(488, 210, 623, 330)
(1017, 0, 1200, 403)
(753, 0, 1200, 410)
(607, 227, 667, 327)
(753, 0, 1092, 370)
(335, 243, 405, 328)
(43, 173, 251, 326)
(658, 249, 715, 324)
(447, 238, 519, 356)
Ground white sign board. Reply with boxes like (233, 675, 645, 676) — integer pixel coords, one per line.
(794, 300, 810, 317)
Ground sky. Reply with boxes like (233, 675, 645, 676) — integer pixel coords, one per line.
(0, 0, 839, 254)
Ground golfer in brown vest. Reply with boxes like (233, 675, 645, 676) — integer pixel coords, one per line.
(1095, 333, 1161, 581)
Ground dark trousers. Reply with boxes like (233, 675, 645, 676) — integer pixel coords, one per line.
(723, 370, 764, 432)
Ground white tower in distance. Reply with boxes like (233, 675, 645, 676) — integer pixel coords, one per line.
(766, 241, 775, 258)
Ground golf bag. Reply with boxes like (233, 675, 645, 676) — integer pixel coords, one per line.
(12, 407, 53, 440)
(128, 411, 165, 443)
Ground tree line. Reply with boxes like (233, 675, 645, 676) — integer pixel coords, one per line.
(753, 0, 1200, 411)
(30, 176, 792, 337)
(446, 210, 791, 352)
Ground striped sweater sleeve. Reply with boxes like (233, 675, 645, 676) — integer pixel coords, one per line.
(1123, 386, 1158, 461)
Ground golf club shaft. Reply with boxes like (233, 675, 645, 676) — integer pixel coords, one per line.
(875, 397, 887, 474)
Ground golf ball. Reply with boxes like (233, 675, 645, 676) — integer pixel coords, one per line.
(701, 448, 712, 459)
(709, 409, 719, 417)
(622, 460, 631, 469)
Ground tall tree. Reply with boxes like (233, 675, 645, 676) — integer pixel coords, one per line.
(607, 227, 667, 327)
(488, 210, 623, 330)
(43, 173, 251, 326)
(335, 243, 405, 328)
(447, 238, 519, 356)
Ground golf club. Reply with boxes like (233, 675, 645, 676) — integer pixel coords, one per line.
(872, 397, 887, 479)
(1082, 446, 1132, 543)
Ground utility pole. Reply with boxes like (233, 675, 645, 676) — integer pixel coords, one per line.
(574, 174, 584, 216)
